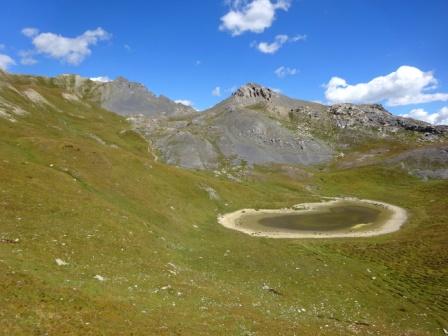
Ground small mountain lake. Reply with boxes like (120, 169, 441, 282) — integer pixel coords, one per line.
(218, 198, 407, 238)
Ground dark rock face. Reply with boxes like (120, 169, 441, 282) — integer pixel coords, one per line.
(396, 118, 446, 134)
(97, 77, 196, 117)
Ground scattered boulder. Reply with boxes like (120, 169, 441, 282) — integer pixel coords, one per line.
(55, 258, 69, 266)
(94, 275, 106, 281)
(200, 184, 220, 200)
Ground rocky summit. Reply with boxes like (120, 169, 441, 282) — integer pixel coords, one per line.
(232, 83, 276, 102)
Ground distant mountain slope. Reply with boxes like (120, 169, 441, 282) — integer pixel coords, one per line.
(95, 76, 197, 117)
(44, 73, 197, 118)
(385, 145, 448, 180)
(132, 83, 447, 170)
(0, 72, 196, 121)
(1, 71, 447, 178)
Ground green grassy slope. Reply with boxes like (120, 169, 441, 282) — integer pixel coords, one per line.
(0, 73, 447, 335)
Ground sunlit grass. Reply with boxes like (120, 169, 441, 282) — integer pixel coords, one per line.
(0, 73, 447, 335)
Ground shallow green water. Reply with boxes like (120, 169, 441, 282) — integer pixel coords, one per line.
(238, 204, 385, 233)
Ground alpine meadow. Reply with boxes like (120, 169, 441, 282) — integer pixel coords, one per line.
(1, 1, 447, 335)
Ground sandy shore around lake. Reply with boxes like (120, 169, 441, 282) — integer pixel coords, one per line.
(217, 197, 408, 239)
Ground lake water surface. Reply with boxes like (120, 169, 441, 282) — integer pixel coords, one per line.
(236, 203, 389, 234)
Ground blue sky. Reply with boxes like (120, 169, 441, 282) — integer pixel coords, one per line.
(0, 0, 447, 122)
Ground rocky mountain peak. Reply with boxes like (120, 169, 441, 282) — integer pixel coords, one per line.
(97, 76, 195, 117)
(232, 83, 277, 102)
(109, 76, 150, 94)
(114, 76, 129, 82)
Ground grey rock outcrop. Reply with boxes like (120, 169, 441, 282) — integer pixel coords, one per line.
(232, 83, 276, 103)
(328, 103, 446, 135)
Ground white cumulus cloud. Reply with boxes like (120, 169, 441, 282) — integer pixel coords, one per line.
(274, 66, 298, 78)
(22, 27, 39, 38)
(325, 65, 448, 106)
(19, 50, 38, 65)
(220, 0, 291, 36)
(175, 99, 194, 107)
(90, 76, 111, 83)
(212, 86, 222, 97)
(0, 54, 15, 70)
(255, 34, 305, 54)
(401, 107, 448, 125)
(290, 35, 307, 42)
(23, 27, 111, 65)
(257, 34, 288, 54)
